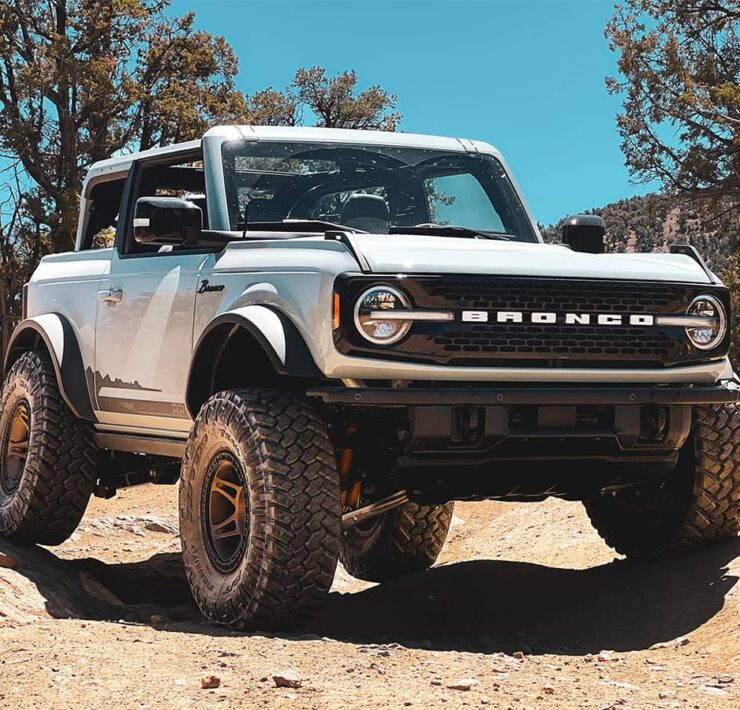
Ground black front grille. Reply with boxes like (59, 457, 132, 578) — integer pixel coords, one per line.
(336, 275, 731, 369)
(427, 278, 685, 314)
(435, 324, 675, 360)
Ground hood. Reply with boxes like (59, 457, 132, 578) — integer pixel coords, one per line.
(349, 233, 714, 284)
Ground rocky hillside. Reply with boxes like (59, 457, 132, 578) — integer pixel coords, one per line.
(540, 194, 739, 272)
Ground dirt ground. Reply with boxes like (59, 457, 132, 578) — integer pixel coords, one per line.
(0, 484, 737, 709)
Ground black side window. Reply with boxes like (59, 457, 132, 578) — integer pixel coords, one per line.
(81, 178, 126, 250)
(124, 153, 207, 255)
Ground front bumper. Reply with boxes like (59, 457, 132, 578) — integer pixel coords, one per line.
(308, 382, 740, 407)
(310, 381, 738, 502)
(317, 353, 732, 384)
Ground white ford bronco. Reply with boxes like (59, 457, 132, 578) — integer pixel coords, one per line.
(1, 126, 738, 629)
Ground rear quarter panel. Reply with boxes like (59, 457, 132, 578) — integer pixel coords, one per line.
(27, 249, 112, 378)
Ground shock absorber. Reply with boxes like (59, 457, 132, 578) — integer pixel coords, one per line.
(338, 426, 362, 508)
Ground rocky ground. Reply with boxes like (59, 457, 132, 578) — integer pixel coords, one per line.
(0, 485, 737, 709)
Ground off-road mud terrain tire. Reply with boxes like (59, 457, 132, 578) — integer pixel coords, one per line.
(340, 500, 454, 582)
(179, 388, 341, 630)
(584, 403, 740, 559)
(0, 350, 97, 545)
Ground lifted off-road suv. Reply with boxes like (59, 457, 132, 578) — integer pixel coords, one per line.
(1, 126, 738, 628)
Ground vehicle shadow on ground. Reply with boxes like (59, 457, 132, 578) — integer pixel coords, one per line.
(2, 537, 737, 655)
(308, 539, 739, 654)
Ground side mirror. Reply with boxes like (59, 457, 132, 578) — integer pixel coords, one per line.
(562, 215, 606, 254)
(134, 196, 202, 245)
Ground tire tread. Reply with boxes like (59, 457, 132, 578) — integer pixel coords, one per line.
(340, 500, 453, 582)
(0, 350, 96, 545)
(179, 388, 340, 629)
(585, 403, 739, 558)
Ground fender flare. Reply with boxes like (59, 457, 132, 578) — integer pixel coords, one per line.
(4, 314, 95, 421)
(186, 305, 322, 417)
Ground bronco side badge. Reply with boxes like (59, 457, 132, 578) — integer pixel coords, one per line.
(197, 280, 225, 294)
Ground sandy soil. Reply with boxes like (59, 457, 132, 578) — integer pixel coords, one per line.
(0, 484, 737, 709)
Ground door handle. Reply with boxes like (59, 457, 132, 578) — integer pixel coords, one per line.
(98, 288, 123, 304)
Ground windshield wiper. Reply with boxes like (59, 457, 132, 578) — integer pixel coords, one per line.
(389, 224, 514, 241)
(245, 219, 367, 234)
(242, 220, 514, 241)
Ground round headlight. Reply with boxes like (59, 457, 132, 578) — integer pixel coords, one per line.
(354, 286, 412, 345)
(686, 294, 726, 350)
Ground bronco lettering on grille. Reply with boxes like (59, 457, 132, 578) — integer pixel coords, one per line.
(461, 311, 656, 326)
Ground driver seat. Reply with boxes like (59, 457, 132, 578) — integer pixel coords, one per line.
(340, 194, 390, 233)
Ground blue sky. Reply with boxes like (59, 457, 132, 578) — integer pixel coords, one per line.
(175, 0, 655, 225)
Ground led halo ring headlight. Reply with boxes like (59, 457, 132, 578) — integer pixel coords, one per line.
(685, 294, 727, 350)
(354, 285, 412, 345)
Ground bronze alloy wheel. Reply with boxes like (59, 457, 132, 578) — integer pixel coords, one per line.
(1, 399, 31, 495)
(202, 451, 249, 573)
(179, 388, 341, 629)
(0, 351, 97, 545)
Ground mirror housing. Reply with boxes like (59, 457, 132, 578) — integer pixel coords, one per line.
(562, 214, 606, 254)
(134, 196, 202, 246)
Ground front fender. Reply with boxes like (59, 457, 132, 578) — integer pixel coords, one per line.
(4, 314, 95, 421)
(186, 305, 322, 417)
(202, 305, 320, 376)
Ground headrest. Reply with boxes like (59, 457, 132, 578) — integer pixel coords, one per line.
(340, 194, 390, 233)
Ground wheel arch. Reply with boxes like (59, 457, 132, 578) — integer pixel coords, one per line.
(186, 305, 323, 418)
(3, 314, 95, 421)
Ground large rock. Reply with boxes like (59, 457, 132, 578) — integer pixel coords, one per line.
(0, 540, 119, 623)
(0, 551, 19, 569)
(273, 670, 302, 689)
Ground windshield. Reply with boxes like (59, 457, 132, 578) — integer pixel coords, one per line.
(220, 140, 539, 242)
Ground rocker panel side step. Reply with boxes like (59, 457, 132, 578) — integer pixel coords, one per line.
(94, 432, 187, 459)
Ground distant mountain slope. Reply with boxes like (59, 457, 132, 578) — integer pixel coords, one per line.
(540, 194, 739, 272)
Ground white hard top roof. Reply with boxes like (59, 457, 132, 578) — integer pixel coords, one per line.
(84, 125, 501, 184)
(84, 139, 202, 184)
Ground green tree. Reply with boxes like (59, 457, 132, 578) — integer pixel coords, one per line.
(722, 254, 740, 367)
(0, 0, 247, 254)
(247, 67, 402, 131)
(607, 1, 740, 209)
(137, 11, 248, 150)
(292, 67, 401, 130)
(0, 168, 21, 343)
(248, 88, 299, 127)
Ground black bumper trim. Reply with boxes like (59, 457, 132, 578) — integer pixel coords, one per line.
(308, 384, 740, 407)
